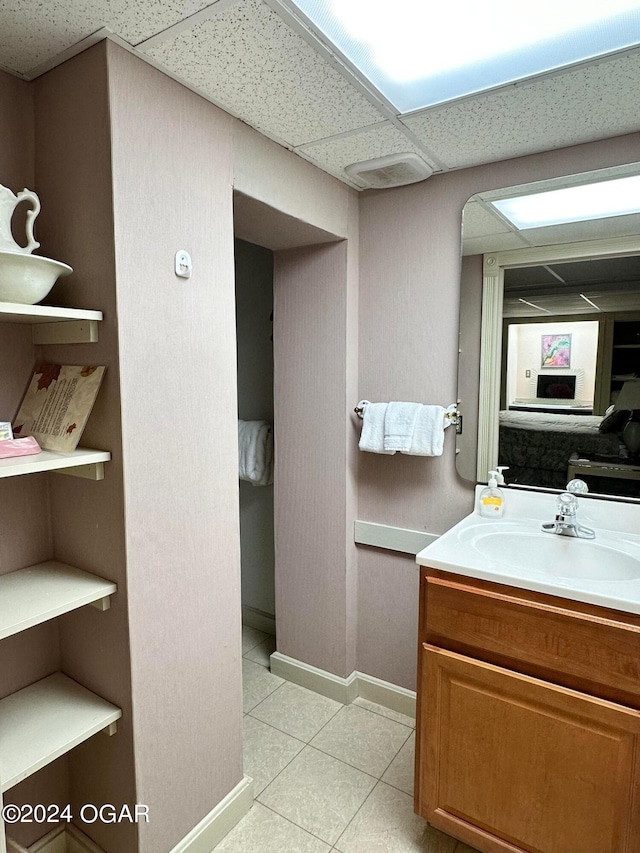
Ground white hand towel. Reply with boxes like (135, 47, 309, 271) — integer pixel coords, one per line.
(403, 404, 453, 456)
(238, 419, 274, 485)
(358, 401, 395, 454)
(383, 402, 422, 452)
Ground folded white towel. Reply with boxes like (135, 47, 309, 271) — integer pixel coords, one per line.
(403, 404, 455, 456)
(357, 401, 395, 454)
(238, 419, 274, 485)
(384, 402, 422, 452)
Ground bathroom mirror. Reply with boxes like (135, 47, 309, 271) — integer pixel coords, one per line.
(456, 162, 640, 500)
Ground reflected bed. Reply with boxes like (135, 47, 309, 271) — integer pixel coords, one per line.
(498, 410, 620, 490)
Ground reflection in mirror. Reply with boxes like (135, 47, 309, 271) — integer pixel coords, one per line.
(457, 164, 640, 500)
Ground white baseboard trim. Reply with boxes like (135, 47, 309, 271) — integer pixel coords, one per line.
(242, 605, 276, 636)
(270, 652, 358, 703)
(270, 652, 416, 719)
(169, 776, 253, 853)
(24, 778, 254, 853)
(26, 823, 103, 853)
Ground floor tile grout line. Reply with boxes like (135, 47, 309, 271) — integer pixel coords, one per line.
(376, 727, 414, 780)
(251, 800, 335, 848)
(304, 738, 404, 782)
(245, 711, 312, 747)
(331, 777, 384, 851)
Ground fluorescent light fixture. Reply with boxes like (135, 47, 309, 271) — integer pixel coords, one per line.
(491, 175, 640, 229)
(580, 293, 601, 310)
(288, 0, 640, 112)
(518, 298, 551, 313)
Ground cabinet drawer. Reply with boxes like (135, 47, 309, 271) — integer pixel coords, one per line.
(423, 571, 640, 708)
(418, 644, 640, 853)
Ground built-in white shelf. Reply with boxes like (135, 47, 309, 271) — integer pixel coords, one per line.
(0, 302, 102, 344)
(0, 672, 121, 792)
(0, 562, 116, 641)
(0, 448, 110, 480)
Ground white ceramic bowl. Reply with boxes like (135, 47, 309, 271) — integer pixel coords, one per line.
(0, 250, 72, 305)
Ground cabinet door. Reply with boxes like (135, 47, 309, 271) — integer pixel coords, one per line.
(417, 644, 640, 853)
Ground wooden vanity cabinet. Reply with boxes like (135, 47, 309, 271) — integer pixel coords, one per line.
(415, 568, 640, 853)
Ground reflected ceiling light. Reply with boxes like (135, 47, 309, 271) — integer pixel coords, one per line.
(580, 293, 602, 310)
(288, 0, 640, 112)
(518, 298, 551, 313)
(491, 175, 640, 229)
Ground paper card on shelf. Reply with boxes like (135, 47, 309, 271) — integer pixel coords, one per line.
(13, 364, 106, 453)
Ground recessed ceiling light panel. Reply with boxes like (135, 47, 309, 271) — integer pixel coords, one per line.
(490, 175, 640, 229)
(287, 0, 640, 113)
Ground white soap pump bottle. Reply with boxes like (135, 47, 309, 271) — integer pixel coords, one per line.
(496, 465, 509, 485)
(479, 470, 504, 518)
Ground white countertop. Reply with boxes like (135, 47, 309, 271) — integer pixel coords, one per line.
(416, 486, 640, 616)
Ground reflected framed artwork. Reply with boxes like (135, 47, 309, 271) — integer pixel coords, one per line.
(541, 334, 571, 368)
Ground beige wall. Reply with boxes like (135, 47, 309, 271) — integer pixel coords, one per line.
(358, 131, 640, 689)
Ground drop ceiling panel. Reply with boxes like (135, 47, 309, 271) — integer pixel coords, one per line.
(402, 52, 640, 170)
(142, 0, 383, 147)
(461, 200, 512, 239)
(505, 267, 562, 288)
(518, 213, 640, 248)
(462, 233, 531, 256)
(547, 256, 640, 284)
(296, 122, 431, 185)
(0, 0, 213, 76)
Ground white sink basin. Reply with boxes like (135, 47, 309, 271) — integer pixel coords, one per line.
(416, 487, 640, 616)
(458, 523, 640, 581)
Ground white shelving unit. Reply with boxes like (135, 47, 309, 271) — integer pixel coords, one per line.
(0, 302, 102, 345)
(0, 448, 111, 481)
(0, 673, 121, 793)
(0, 297, 115, 853)
(0, 562, 117, 641)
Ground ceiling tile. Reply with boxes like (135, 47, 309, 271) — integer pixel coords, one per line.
(461, 199, 511, 239)
(462, 233, 530, 256)
(402, 52, 640, 170)
(0, 0, 212, 76)
(296, 122, 432, 185)
(143, 0, 382, 147)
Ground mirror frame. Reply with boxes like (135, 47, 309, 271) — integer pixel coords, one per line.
(477, 233, 640, 482)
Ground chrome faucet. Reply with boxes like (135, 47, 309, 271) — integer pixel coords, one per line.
(541, 482, 595, 539)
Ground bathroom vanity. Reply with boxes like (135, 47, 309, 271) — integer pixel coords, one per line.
(415, 488, 640, 853)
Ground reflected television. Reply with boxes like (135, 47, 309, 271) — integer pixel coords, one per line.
(537, 374, 576, 399)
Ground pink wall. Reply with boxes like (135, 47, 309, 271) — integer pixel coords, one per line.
(273, 234, 359, 678)
(357, 132, 640, 689)
(107, 43, 243, 853)
(33, 44, 138, 852)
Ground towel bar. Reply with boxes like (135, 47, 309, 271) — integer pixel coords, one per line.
(354, 402, 463, 434)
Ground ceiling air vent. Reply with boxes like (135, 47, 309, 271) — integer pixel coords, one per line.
(345, 153, 433, 189)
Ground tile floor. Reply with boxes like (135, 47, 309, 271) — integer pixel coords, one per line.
(214, 626, 479, 853)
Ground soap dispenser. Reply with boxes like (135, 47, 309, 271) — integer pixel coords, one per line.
(479, 470, 504, 518)
(496, 465, 509, 485)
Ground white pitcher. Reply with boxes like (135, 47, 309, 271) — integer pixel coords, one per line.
(0, 184, 41, 254)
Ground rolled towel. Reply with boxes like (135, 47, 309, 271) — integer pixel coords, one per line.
(403, 404, 455, 456)
(384, 402, 422, 452)
(238, 419, 274, 485)
(358, 401, 395, 454)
